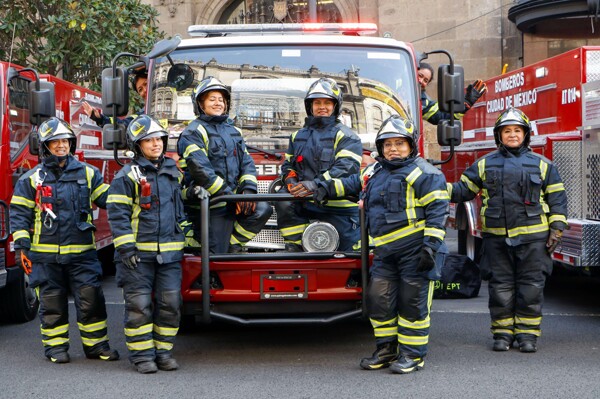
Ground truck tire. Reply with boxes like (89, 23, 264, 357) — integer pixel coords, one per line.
(458, 228, 482, 262)
(0, 268, 39, 323)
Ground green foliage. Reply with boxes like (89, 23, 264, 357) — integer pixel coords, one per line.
(0, 0, 164, 92)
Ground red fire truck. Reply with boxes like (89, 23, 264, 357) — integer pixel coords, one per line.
(444, 46, 600, 271)
(0, 62, 115, 322)
(102, 24, 464, 324)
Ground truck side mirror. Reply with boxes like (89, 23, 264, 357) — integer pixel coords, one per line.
(437, 120, 462, 146)
(167, 63, 194, 90)
(101, 67, 129, 117)
(28, 80, 55, 125)
(438, 64, 465, 113)
(102, 124, 127, 150)
(28, 126, 40, 156)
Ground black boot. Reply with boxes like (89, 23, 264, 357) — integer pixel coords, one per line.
(517, 334, 537, 353)
(47, 351, 70, 364)
(492, 334, 514, 352)
(86, 347, 120, 361)
(359, 342, 398, 370)
(390, 355, 425, 374)
(228, 244, 243, 254)
(135, 360, 158, 374)
(156, 355, 180, 371)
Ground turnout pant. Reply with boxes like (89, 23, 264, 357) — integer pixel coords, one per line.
(481, 237, 551, 341)
(117, 260, 182, 364)
(367, 245, 434, 359)
(30, 256, 111, 358)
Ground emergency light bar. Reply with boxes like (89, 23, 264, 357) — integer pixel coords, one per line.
(188, 23, 378, 37)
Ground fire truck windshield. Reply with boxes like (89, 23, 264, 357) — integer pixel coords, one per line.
(149, 44, 417, 151)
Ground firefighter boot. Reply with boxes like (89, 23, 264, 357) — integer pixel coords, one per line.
(228, 244, 243, 254)
(86, 347, 120, 361)
(47, 351, 70, 364)
(135, 361, 158, 374)
(389, 355, 425, 374)
(517, 334, 537, 353)
(156, 355, 180, 371)
(359, 342, 398, 370)
(493, 334, 514, 352)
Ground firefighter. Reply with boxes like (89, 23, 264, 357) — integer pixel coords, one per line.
(107, 115, 188, 374)
(448, 107, 568, 353)
(177, 76, 272, 254)
(275, 77, 363, 252)
(418, 62, 487, 125)
(314, 115, 449, 373)
(10, 117, 119, 364)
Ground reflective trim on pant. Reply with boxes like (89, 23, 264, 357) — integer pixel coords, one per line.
(230, 201, 273, 245)
(76, 285, 110, 355)
(483, 237, 549, 338)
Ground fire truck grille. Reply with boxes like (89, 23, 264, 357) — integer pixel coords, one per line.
(248, 179, 285, 248)
(553, 140, 583, 219)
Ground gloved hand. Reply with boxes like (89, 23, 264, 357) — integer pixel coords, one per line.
(546, 228, 563, 253)
(289, 180, 318, 197)
(313, 187, 329, 207)
(416, 246, 436, 273)
(464, 79, 487, 109)
(119, 247, 140, 270)
(236, 190, 256, 215)
(284, 171, 299, 192)
(187, 185, 209, 200)
(16, 249, 32, 275)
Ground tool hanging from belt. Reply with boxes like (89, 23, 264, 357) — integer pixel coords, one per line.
(131, 165, 152, 210)
(34, 170, 57, 229)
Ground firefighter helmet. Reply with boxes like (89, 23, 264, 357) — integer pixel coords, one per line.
(37, 117, 77, 156)
(304, 77, 343, 117)
(375, 115, 418, 159)
(493, 107, 531, 147)
(126, 115, 168, 156)
(191, 76, 230, 115)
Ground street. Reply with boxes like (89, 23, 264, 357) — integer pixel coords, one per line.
(1, 264, 599, 398)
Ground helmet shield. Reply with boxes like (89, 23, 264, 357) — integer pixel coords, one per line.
(191, 76, 231, 115)
(493, 107, 531, 147)
(375, 115, 418, 158)
(304, 78, 343, 117)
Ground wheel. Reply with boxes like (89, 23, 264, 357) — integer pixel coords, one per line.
(0, 268, 39, 323)
(458, 227, 482, 262)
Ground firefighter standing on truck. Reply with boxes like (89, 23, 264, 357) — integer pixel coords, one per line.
(107, 115, 188, 374)
(314, 115, 449, 374)
(448, 107, 568, 353)
(177, 76, 272, 254)
(10, 117, 119, 364)
(275, 77, 363, 252)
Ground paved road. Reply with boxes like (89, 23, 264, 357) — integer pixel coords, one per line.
(1, 254, 600, 397)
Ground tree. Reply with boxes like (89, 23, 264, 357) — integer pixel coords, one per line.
(0, 0, 164, 91)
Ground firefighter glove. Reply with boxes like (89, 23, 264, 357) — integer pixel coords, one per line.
(188, 185, 209, 200)
(284, 171, 299, 192)
(313, 187, 329, 207)
(464, 79, 487, 109)
(236, 190, 256, 215)
(546, 228, 563, 254)
(289, 180, 318, 197)
(416, 246, 436, 273)
(16, 249, 32, 275)
(120, 247, 140, 270)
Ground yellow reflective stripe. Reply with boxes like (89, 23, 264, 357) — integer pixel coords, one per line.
(153, 325, 179, 337)
(81, 335, 108, 347)
(481, 223, 506, 235)
(183, 143, 203, 158)
(11, 195, 36, 208)
(114, 234, 136, 248)
(460, 175, 479, 194)
(207, 176, 225, 195)
(232, 223, 254, 240)
(42, 337, 70, 346)
(125, 323, 153, 337)
(334, 131, 344, 149)
(333, 179, 345, 197)
(336, 149, 362, 164)
(397, 333, 428, 346)
(285, 153, 293, 162)
(91, 183, 109, 202)
(424, 227, 445, 241)
(545, 183, 565, 194)
(41, 324, 69, 336)
(369, 317, 397, 328)
(423, 101, 439, 119)
(154, 340, 174, 350)
(374, 327, 397, 337)
(398, 316, 430, 329)
(107, 194, 133, 205)
(127, 340, 155, 351)
(491, 328, 514, 336)
(514, 329, 541, 336)
(78, 320, 107, 333)
(515, 316, 542, 325)
(539, 159, 548, 180)
(239, 174, 258, 184)
(406, 168, 421, 185)
(548, 214, 567, 224)
(322, 171, 332, 180)
(420, 190, 450, 206)
(136, 241, 184, 252)
(31, 243, 95, 253)
(13, 230, 30, 241)
(178, 159, 187, 168)
(280, 224, 309, 237)
(317, 199, 357, 208)
(491, 317, 514, 327)
(507, 219, 549, 237)
(446, 182, 453, 197)
(372, 220, 425, 247)
(478, 158, 486, 181)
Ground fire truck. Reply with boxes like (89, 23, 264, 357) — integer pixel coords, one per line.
(0, 61, 115, 322)
(444, 46, 600, 271)
(102, 23, 464, 324)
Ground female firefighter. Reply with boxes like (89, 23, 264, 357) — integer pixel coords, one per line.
(10, 117, 119, 364)
(107, 115, 188, 374)
(448, 107, 568, 353)
(177, 76, 272, 254)
(314, 115, 449, 374)
(275, 77, 363, 252)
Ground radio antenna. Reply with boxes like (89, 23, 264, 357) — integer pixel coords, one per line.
(8, 22, 16, 65)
